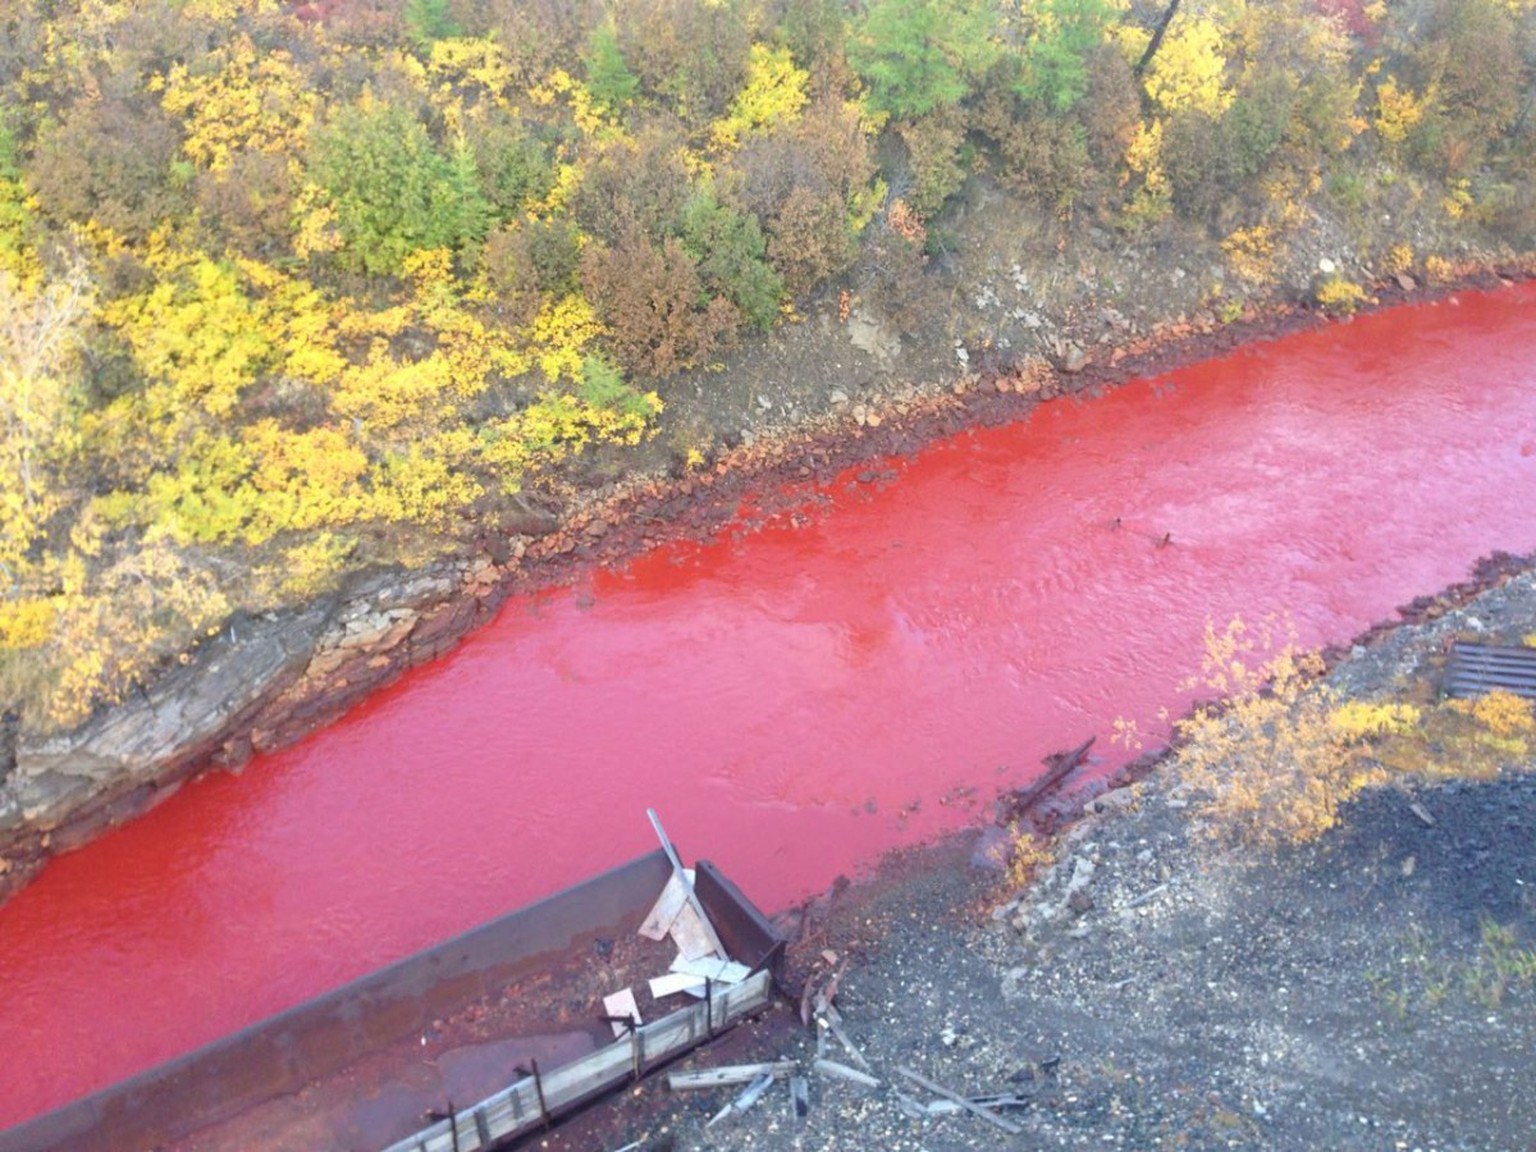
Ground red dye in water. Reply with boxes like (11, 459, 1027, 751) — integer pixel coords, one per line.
(2, 286, 1535, 1125)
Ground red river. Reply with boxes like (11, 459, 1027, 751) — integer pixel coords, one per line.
(3, 285, 1536, 1126)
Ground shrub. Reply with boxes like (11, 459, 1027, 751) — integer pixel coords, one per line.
(309, 99, 490, 276)
(895, 109, 969, 217)
(680, 186, 785, 331)
(581, 229, 739, 379)
(1315, 276, 1370, 315)
(1172, 616, 1387, 849)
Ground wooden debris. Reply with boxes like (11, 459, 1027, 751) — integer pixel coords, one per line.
(1124, 882, 1169, 910)
(705, 1072, 775, 1128)
(1003, 736, 1095, 821)
(667, 902, 721, 962)
(919, 1093, 1030, 1117)
(667, 1063, 796, 1092)
(894, 1091, 929, 1120)
(789, 1076, 810, 1120)
(895, 1067, 1024, 1135)
(602, 989, 641, 1039)
(647, 810, 727, 959)
(800, 961, 847, 1027)
(648, 972, 707, 1000)
(671, 955, 751, 985)
(639, 870, 694, 941)
(815, 1006, 871, 1072)
(813, 1059, 880, 1088)
(384, 973, 775, 1152)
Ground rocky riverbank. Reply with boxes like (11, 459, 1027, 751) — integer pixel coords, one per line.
(535, 559, 1536, 1152)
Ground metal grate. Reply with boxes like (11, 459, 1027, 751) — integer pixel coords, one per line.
(1443, 641, 1536, 701)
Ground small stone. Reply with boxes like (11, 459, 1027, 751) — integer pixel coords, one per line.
(1319, 257, 1337, 274)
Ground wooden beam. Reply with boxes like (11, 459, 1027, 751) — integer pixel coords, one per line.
(895, 1067, 1023, 1135)
(668, 1062, 797, 1091)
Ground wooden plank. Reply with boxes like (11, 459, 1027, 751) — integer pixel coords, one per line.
(812, 1059, 880, 1088)
(667, 1062, 797, 1091)
(647, 809, 728, 958)
(895, 1067, 1024, 1135)
(667, 902, 720, 962)
(639, 870, 694, 941)
(816, 1009, 871, 1072)
(706, 1072, 775, 1127)
(649, 972, 707, 999)
(671, 955, 751, 985)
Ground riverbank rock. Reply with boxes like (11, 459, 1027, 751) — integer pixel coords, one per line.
(0, 562, 501, 902)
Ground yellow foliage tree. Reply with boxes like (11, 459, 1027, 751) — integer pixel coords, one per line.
(427, 36, 517, 128)
(158, 36, 319, 173)
(100, 247, 274, 427)
(710, 44, 809, 152)
(0, 264, 90, 577)
(1373, 75, 1428, 148)
(46, 543, 231, 728)
(1142, 16, 1232, 118)
(530, 291, 607, 384)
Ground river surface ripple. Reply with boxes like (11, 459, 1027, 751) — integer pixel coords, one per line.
(3, 285, 1535, 1125)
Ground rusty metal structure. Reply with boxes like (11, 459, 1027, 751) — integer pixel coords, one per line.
(1, 850, 782, 1152)
(1443, 641, 1536, 701)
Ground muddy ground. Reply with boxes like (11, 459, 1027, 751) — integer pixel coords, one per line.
(527, 565, 1536, 1152)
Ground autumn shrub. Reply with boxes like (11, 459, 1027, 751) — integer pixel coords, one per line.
(1397, 0, 1527, 178)
(581, 229, 738, 379)
(616, 0, 751, 129)
(1315, 276, 1370, 315)
(970, 82, 1091, 211)
(729, 97, 879, 295)
(27, 96, 189, 241)
(895, 110, 969, 217)
(1172, 617, 1388, 849)
(572, 125, 694, 246)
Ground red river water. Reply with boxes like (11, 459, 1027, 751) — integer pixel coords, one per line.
(3, 285, 1536, 1126)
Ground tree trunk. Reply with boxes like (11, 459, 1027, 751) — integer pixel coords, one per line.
(1134, 0, 1182, 77)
